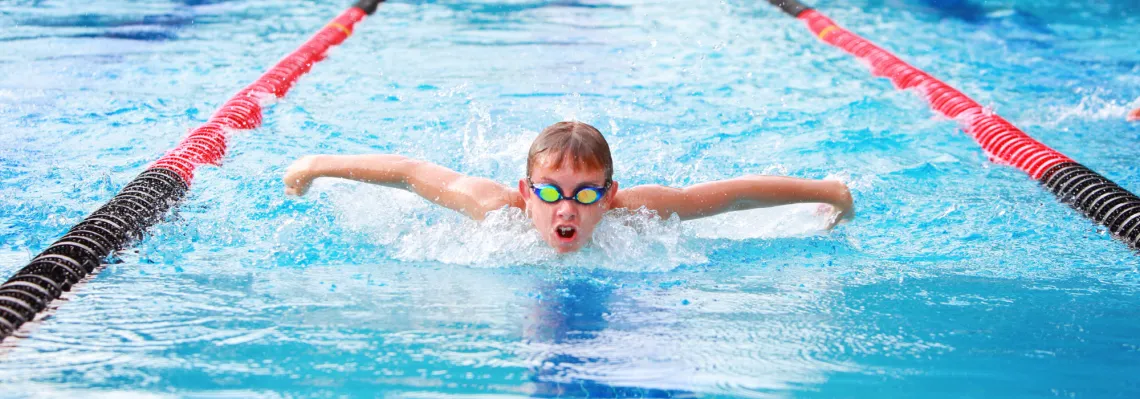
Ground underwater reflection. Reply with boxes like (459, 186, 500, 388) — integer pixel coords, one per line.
(909, 0, 987, 22)
(525, 274, 695, 398)
(893, 0, 1050, 33)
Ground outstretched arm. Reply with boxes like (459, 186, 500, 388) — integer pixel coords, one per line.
(616, 175, 853, 226)
(283, 154, 515, 220)
(1129, 107, 1140, 122)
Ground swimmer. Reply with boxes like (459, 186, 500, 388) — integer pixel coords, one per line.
(283, 121, 854, 253)
(1129, 106, 1139, 122)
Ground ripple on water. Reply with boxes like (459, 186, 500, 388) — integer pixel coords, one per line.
(3, 0, 1140, 396)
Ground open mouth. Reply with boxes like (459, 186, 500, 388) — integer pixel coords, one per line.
(555, 225, 577, 241)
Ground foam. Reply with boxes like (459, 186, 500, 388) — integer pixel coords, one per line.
(322, 182, 842, 272)
(1042, 92, 1137, 126)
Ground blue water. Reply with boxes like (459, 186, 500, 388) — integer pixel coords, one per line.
(2, 0, 1140, 397)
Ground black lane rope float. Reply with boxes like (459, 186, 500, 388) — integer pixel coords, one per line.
(0, 0, 387, 342)
(766, 0, 1140, 251)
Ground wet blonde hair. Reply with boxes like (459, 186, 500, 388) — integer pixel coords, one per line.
(526, 121, 613, 181)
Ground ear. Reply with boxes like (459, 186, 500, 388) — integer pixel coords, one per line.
(604, 180, 619, 205)
(518, 179, 530, 203)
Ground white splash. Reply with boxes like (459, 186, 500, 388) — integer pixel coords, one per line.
(390, 207, 708, 272)
(685, 204, 830, 240)
(1041, 92, 1136, 125)
(321, 182, 839, 272)
(393, 207, 553, 266)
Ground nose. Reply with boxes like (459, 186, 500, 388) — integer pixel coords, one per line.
(555, 200, 577, 221)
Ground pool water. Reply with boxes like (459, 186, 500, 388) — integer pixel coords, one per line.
(2, 0, 1140, 397)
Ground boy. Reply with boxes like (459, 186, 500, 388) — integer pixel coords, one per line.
(283, 121, 853, 253)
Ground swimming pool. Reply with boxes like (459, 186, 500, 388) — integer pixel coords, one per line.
(2, 0, 1140, 396)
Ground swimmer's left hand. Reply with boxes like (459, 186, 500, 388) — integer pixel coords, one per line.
(1128, 107, 1140, 122)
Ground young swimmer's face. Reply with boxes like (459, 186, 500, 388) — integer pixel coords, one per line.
(519, 155, 618, 253)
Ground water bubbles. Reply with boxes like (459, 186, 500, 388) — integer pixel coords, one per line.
(1037, 91, 1135, 126)
(320, 183, 835, 271)
(392, 207, 551, 266)
(587, 207, 707, 271)
(7, 0, 1140, 396)
(686, 204, 831, 240)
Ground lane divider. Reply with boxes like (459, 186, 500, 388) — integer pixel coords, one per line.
(0, 0, 387, 342)
(766, 0, 1140, 251)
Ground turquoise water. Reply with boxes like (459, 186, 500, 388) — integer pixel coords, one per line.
(2, 0, 1140, 397)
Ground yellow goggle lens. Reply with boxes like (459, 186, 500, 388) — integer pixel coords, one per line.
(537, 186, 562, 202)
(575, 189, 600, 204)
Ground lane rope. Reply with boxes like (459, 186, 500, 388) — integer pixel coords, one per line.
(0, 0, 387, 342)
(766, 0, 1140, 251)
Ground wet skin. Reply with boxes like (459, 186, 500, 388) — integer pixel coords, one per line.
(518, 157, 617, 253)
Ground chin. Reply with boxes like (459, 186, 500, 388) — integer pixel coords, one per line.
(551, 243, 582, 253)
(547, 238, 585, 253)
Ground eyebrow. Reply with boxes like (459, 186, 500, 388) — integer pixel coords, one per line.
(534, 180, 607, 190)
(574, 181, 606, 190)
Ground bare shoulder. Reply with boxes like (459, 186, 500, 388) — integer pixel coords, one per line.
(505, 189, 525, 210)
(611, 184, 682, 212)
(452, 176, 523, 217)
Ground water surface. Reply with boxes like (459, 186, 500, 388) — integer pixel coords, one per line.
(1, 0, 1139, 397)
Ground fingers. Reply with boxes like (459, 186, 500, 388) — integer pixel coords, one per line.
(282, 169, 309, 197)
(814, 203, 832, 216)
(816, 204, 846, 230)
(823, 211, 852, 231)
(283, 177, 310, 196)
(281, 156, 319, 197)
(820, 189, 854, 230)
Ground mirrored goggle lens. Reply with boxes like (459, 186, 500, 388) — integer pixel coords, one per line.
(575, 188, 601, 204)
(537, 186, 562, 203)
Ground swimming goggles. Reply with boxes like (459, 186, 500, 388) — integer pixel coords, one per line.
(527, 178, 611, 205)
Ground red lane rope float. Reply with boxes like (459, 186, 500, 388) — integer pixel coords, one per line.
(798, 10, 1073, 178)
(0, 0, 386, 342)
(153, 5, 371, 184)
(766, 0, 1140, 251)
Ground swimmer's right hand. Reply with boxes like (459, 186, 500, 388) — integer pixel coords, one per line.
(815, 181, 854, 230)
(283, 155, 319, 196)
